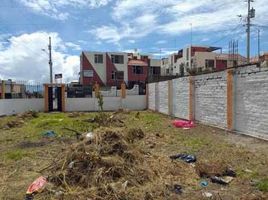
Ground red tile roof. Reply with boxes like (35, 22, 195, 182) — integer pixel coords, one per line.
(128, 59, 148, 66)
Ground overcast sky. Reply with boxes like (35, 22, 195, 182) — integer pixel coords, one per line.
(0, 0, 267, 82)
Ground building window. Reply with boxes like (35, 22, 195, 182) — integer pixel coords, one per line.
(150, 67, 160, 75)
(111, 55, 124, 64)
(141, 55, 148, 60)
(205, 59, 215, 68)
(94, 54, 103, 64)
(111, 71, 124, 80)
(132, 66, 143, 74)
(186, 48, 189, 60)
(166, 69, 169, 74)
(111, 71, 116, 80)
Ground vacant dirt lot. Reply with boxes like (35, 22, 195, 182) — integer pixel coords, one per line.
(0, 111, 267, 200)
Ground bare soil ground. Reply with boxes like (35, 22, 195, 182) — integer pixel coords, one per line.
(0, 111, 267, 200)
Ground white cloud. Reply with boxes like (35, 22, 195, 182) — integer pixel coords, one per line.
(65, 42, 82, 51)
(90, 0, 268, 45)
(0, 31, 80, 83)
(89, 13, 158, 44)
(128, 40, 135, 44)
(156, 40, 167, 44)
(18, 0, 112, 20)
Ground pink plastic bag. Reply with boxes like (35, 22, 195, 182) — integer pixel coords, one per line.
(172, 120, 194, 129)
(26, 176, 47, 195)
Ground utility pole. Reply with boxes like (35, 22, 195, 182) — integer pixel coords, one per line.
(189, 23, 192, 69)
(48, 37, 53, 84)
(246, 0, 255, 63)
(257, 28, 260, 60)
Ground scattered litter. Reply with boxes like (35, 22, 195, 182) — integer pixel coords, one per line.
(68, 161, 75, 169)
(173, 184, 182, 194)
(54, 191, 64, 198)
(85, 132, 94, 140)
(223, 168, 236, 177)
(166, 184, 182, 194)
(172, 120, 194, 129)
(25, 176, 47, 199)
(42, 130, 56, 138)
(211, 176, 234, 185)
(202, 192, 213, 198)
(170, 153, 197, 163)
(200, 180, 209, 187)
(211, 176, 228, 185)
(222, 176, 234, 184)
(244, 169, 253, 173)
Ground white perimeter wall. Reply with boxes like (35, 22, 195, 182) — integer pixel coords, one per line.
(172, 77, 190, 120)
(158, 81, 169, 114)
(148, 83, 156, 110)
(66, 96, 146, 112)
(194, 71, 227, 128)
(0, 96, 146, 116)
(234, 65, 268, 138)
(0, 99, 44, 116)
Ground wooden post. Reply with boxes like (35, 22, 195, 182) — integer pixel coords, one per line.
(61, 84, 66, 112)
(168, 80, 173, 115)
(121, 83, 126, 99)
(94, 83, 100, 97)
(1, 80, 5, 99)
(227, 69, 234, 130)
(44, 84, 49, 112)
(189, 76, 195, 121)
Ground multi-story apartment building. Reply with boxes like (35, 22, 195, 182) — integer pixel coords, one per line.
(160, 53, 181, 76)
(80, 51, 161, 88)
(161, 46, 247, 76)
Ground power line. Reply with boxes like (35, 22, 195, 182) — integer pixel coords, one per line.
(209, 24, 243, 45)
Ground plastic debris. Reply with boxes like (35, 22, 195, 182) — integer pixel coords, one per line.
(172, 120, 194, 129)
(223, 168, 236, 177)
(167, 184, 182, 194)
(42, 130, 56, 137)
(25, 176, 47, 199)
(170, 153, 197, 163)
(174, 184, 182, 194)
(200, 180, 209, 187)
(244, 169, 253, 173)
(202, 192, 213, 198)
(211, 176, 234, 185)
(68, 161, 75, 169)
(25, 194, 34, 200)
(86, 132, 94, 140)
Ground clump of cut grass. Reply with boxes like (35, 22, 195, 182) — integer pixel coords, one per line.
(5, 149, 29, 161)
(257, 178, 268, 192)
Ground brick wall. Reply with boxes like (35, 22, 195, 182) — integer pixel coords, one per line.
(148, 83, 156, 110)
(172, 77, 190, 120)
(147, 64, 268, 140)
(158, 81, 169, 114)
(194, 71, 227, 128)
(234, 65, 268, 138)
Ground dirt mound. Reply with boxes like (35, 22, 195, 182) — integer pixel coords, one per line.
(85, 113, 125, 127)
(1, 111, 39, 129)
(17, 110, 39, 119)
(46, 127, 151, 198)
(4, 119, 25, 129)
(43, 126, 193, 199)
(196, 160, 229, 177)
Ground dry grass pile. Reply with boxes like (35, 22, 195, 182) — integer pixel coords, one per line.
(84, 113, 125, 127)
(43, 126, 199, 199)
(1, 111, 39, 129)
(46, 127, 152, 199)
